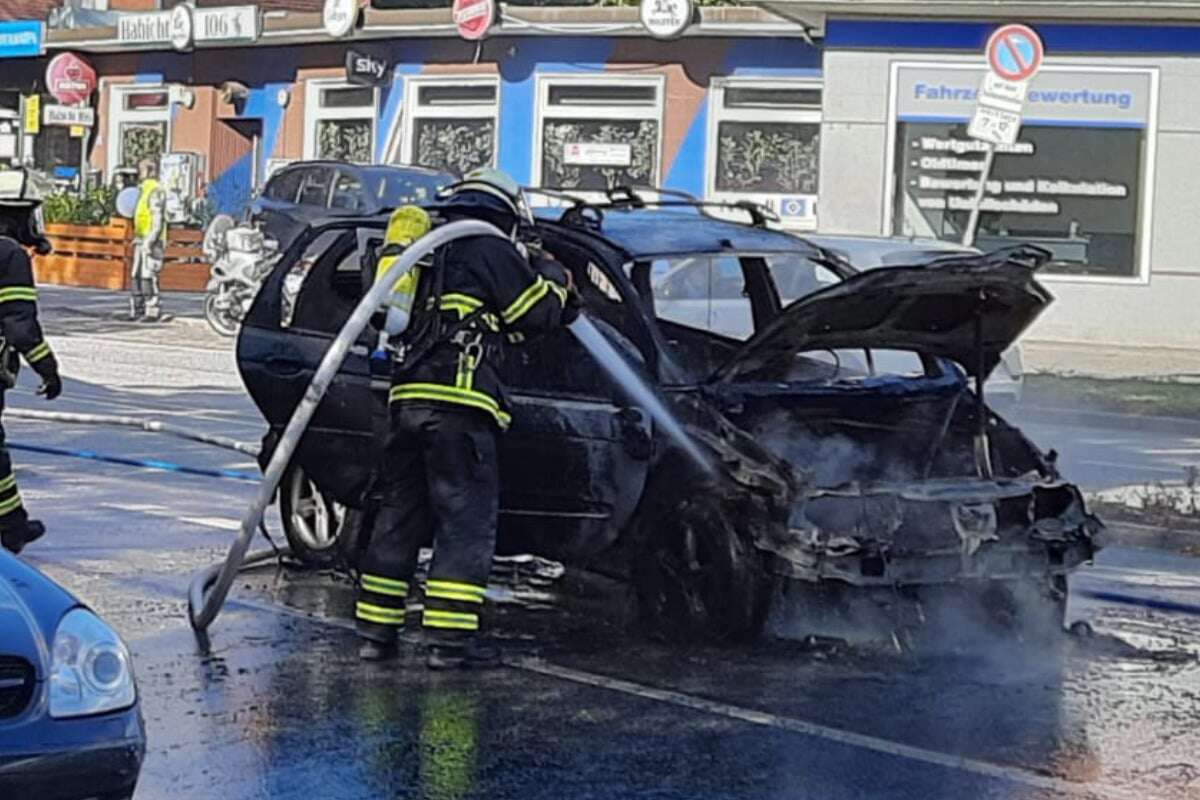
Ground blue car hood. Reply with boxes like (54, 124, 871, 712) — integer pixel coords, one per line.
(0, 552, 77, 679)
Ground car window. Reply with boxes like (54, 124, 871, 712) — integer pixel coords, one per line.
(649, 255, 753, 340)
(296, 167, 333, 208)
(777, 348, 930, 383)
(288, 231, 359, 333)
(764, 253, 841, 304)
(264, 169, 303, 203)
(330, 170, 364, 212)
(369, 171, 450, 208)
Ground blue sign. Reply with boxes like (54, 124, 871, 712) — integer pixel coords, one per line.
(0, 21, 44, 58)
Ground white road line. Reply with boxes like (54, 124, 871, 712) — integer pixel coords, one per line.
(100, 502, 240, 531)
(232, 595, 1137, 800)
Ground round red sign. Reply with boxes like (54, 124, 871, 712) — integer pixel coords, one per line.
(46, 53, 97, 106)
(986, 23, 1044, 82)
(452, 0, 494, 41)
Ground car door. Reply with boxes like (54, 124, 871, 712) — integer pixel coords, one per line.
(494, 241, 654, 564)
(238, 226, 386, 505)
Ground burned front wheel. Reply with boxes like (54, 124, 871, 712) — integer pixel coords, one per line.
(279, 466, 347, 567)
(634, 495, 774, 643)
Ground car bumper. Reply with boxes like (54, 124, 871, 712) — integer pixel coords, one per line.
(0, 707, 145, 800)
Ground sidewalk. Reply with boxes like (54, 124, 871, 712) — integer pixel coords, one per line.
(37, 284, 229, 351)
(1023, 340, 1200, 380)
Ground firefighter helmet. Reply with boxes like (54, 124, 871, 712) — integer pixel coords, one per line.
(0, 169, 52, 255)
(434, 167, 532, 232)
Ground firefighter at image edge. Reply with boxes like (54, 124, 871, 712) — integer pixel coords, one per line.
(356, 168, 580, 669)
(0, 169, 63, 555)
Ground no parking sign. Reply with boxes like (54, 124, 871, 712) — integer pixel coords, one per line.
(986, 24, 1044, 83)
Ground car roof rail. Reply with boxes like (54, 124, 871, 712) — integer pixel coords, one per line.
(525, 184, 783, 231)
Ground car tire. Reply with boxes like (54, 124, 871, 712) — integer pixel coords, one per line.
(634, 494, 773, 643)
(279, 466, 346, 567)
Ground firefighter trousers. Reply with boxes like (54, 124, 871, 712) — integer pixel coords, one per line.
(356, 404, 499, 645)
(0, 393, 28, 532)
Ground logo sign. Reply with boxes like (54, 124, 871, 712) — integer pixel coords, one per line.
(23, 95, 40, 135)
(170, 3, 194, 51)
(346, 49, 390, 87)
(323, 0, 359, 39)
(0, 21, 44, 58)
(453, 0, 494, 41)
(44, 105, 95, 128)
(986, 23, 1044, 83)
(563, 142, 632, 167)
(780, 197, 810, 218)
(195, 6, 259, 44)
(118, 12, 173, 45)
(640, 0, 692, 40)
(46, 53, 97, 105)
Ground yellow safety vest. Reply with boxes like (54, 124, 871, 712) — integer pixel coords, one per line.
(134, 178, 165, 241)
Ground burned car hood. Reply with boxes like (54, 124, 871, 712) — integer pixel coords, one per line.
(713, 247, 1052, 383)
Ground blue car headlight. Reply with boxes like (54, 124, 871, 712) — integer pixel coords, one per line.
(49, 608, 136, 719)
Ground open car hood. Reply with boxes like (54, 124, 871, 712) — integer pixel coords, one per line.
(713, 246, 1053, 383)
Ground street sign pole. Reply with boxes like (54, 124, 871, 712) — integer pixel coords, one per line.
(962, 144, 995, 247)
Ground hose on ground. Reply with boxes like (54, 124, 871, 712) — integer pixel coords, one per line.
(186, 219, 505, 637)
(6, 408, 259, 456)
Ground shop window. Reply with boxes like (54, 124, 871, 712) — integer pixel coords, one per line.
(536, 77, 662, 192)
(107, 86, 171, 181)
(305, 80, 377, 164)
(403, 79, 498, 176)
(33, 125, 77, 177)
(708, 80, 822, 229)
(889, 64, 1155, 281)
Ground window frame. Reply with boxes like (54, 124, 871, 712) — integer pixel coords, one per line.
(400, 75, 500, 173)
(303, 78, 379, 163)
(532, 74, 666, 194)
(705, 77, 824, 232)
(105, 83, 172, 180)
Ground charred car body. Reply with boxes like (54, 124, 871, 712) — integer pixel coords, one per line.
(236, 194, 1102, 641)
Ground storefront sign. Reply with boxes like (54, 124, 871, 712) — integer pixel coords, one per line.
(23, 95, 40, 136)
(0, 21, 44, 58)
(563, 142, 632, 167)
(46, 53, 97, 106)
(118, 5, 260, 47)
(345, 49, 390, 87)
(890, 63, 1156, 279)
(452, 0, 494, 41)
(639, 0, 692, 40)
(44, 105, 95, 128)
(323, 0, 359, 39)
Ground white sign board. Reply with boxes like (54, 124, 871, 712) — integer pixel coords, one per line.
(967, 104, 1022, 146)
(43, 104, 95, 127)
(563, 142, 632, 167)
(323, 0, 358, 39)
(640, 0, 692, 39)
(981, 72, 1027, 104)
(117, 5, 259, 46)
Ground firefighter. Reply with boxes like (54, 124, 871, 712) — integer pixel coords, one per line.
(356, 170, 580, 668)
(0, 170, 62, 555)
(129, 159, 167, 322)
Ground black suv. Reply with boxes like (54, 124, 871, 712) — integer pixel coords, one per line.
(236, 197, 1102, 641)
(249, 161, 454, 252)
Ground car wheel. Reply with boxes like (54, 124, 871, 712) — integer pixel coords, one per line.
(280, 466, 345, 566)
(634, 494, 773, 643)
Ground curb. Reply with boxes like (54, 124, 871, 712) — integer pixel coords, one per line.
(1015, 404, 1200, 436)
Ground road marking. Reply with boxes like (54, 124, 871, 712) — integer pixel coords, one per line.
(100, 502, 242, 531)
(226, 593, 1138, 800)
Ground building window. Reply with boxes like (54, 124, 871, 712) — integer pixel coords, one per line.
(403, 79, 498, 176)
(536, 77, 663, 192)
(708, 80, 822, 229)
(304, 81, 377, 164)
(889, 64, 1156, 282)
(106, 85, 171, 182)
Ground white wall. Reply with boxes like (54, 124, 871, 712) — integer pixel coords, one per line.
(818, 49, 1200, 349)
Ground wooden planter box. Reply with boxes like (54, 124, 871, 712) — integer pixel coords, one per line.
(33, 219, 211, 293)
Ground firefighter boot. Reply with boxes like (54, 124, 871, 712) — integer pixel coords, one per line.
(0, 518, 44, 555)
(426, 633, 500, 671)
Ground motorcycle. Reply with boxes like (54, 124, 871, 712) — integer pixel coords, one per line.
(201, 214, 280, 337)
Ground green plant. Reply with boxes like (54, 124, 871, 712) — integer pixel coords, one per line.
(41, 185, 118, 226)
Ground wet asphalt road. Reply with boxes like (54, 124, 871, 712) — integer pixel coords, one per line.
(2, 303, 1198, 800)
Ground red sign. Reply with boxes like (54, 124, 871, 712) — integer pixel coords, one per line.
(46, 53, 97, 106)
(452, 0, 494, 41)
(986, 24, 1044, 82)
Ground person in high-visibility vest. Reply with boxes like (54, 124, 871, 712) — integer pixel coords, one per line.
(129, 159, 167, 322)
(0, 169, 62, 554)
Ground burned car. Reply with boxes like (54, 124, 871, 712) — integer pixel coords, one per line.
(236, 195, 1102, 641)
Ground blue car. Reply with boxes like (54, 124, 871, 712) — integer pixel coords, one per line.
(0, 551, 144, 799)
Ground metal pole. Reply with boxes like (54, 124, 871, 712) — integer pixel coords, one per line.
(962, 143, 995, 248)
(187, 218, 505, 636)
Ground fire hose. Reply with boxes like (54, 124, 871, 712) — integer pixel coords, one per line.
(186, 219, 506, 637)
(5, 408, 259, 456)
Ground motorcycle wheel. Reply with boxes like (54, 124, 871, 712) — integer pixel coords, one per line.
(204, 292, 241, 337)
